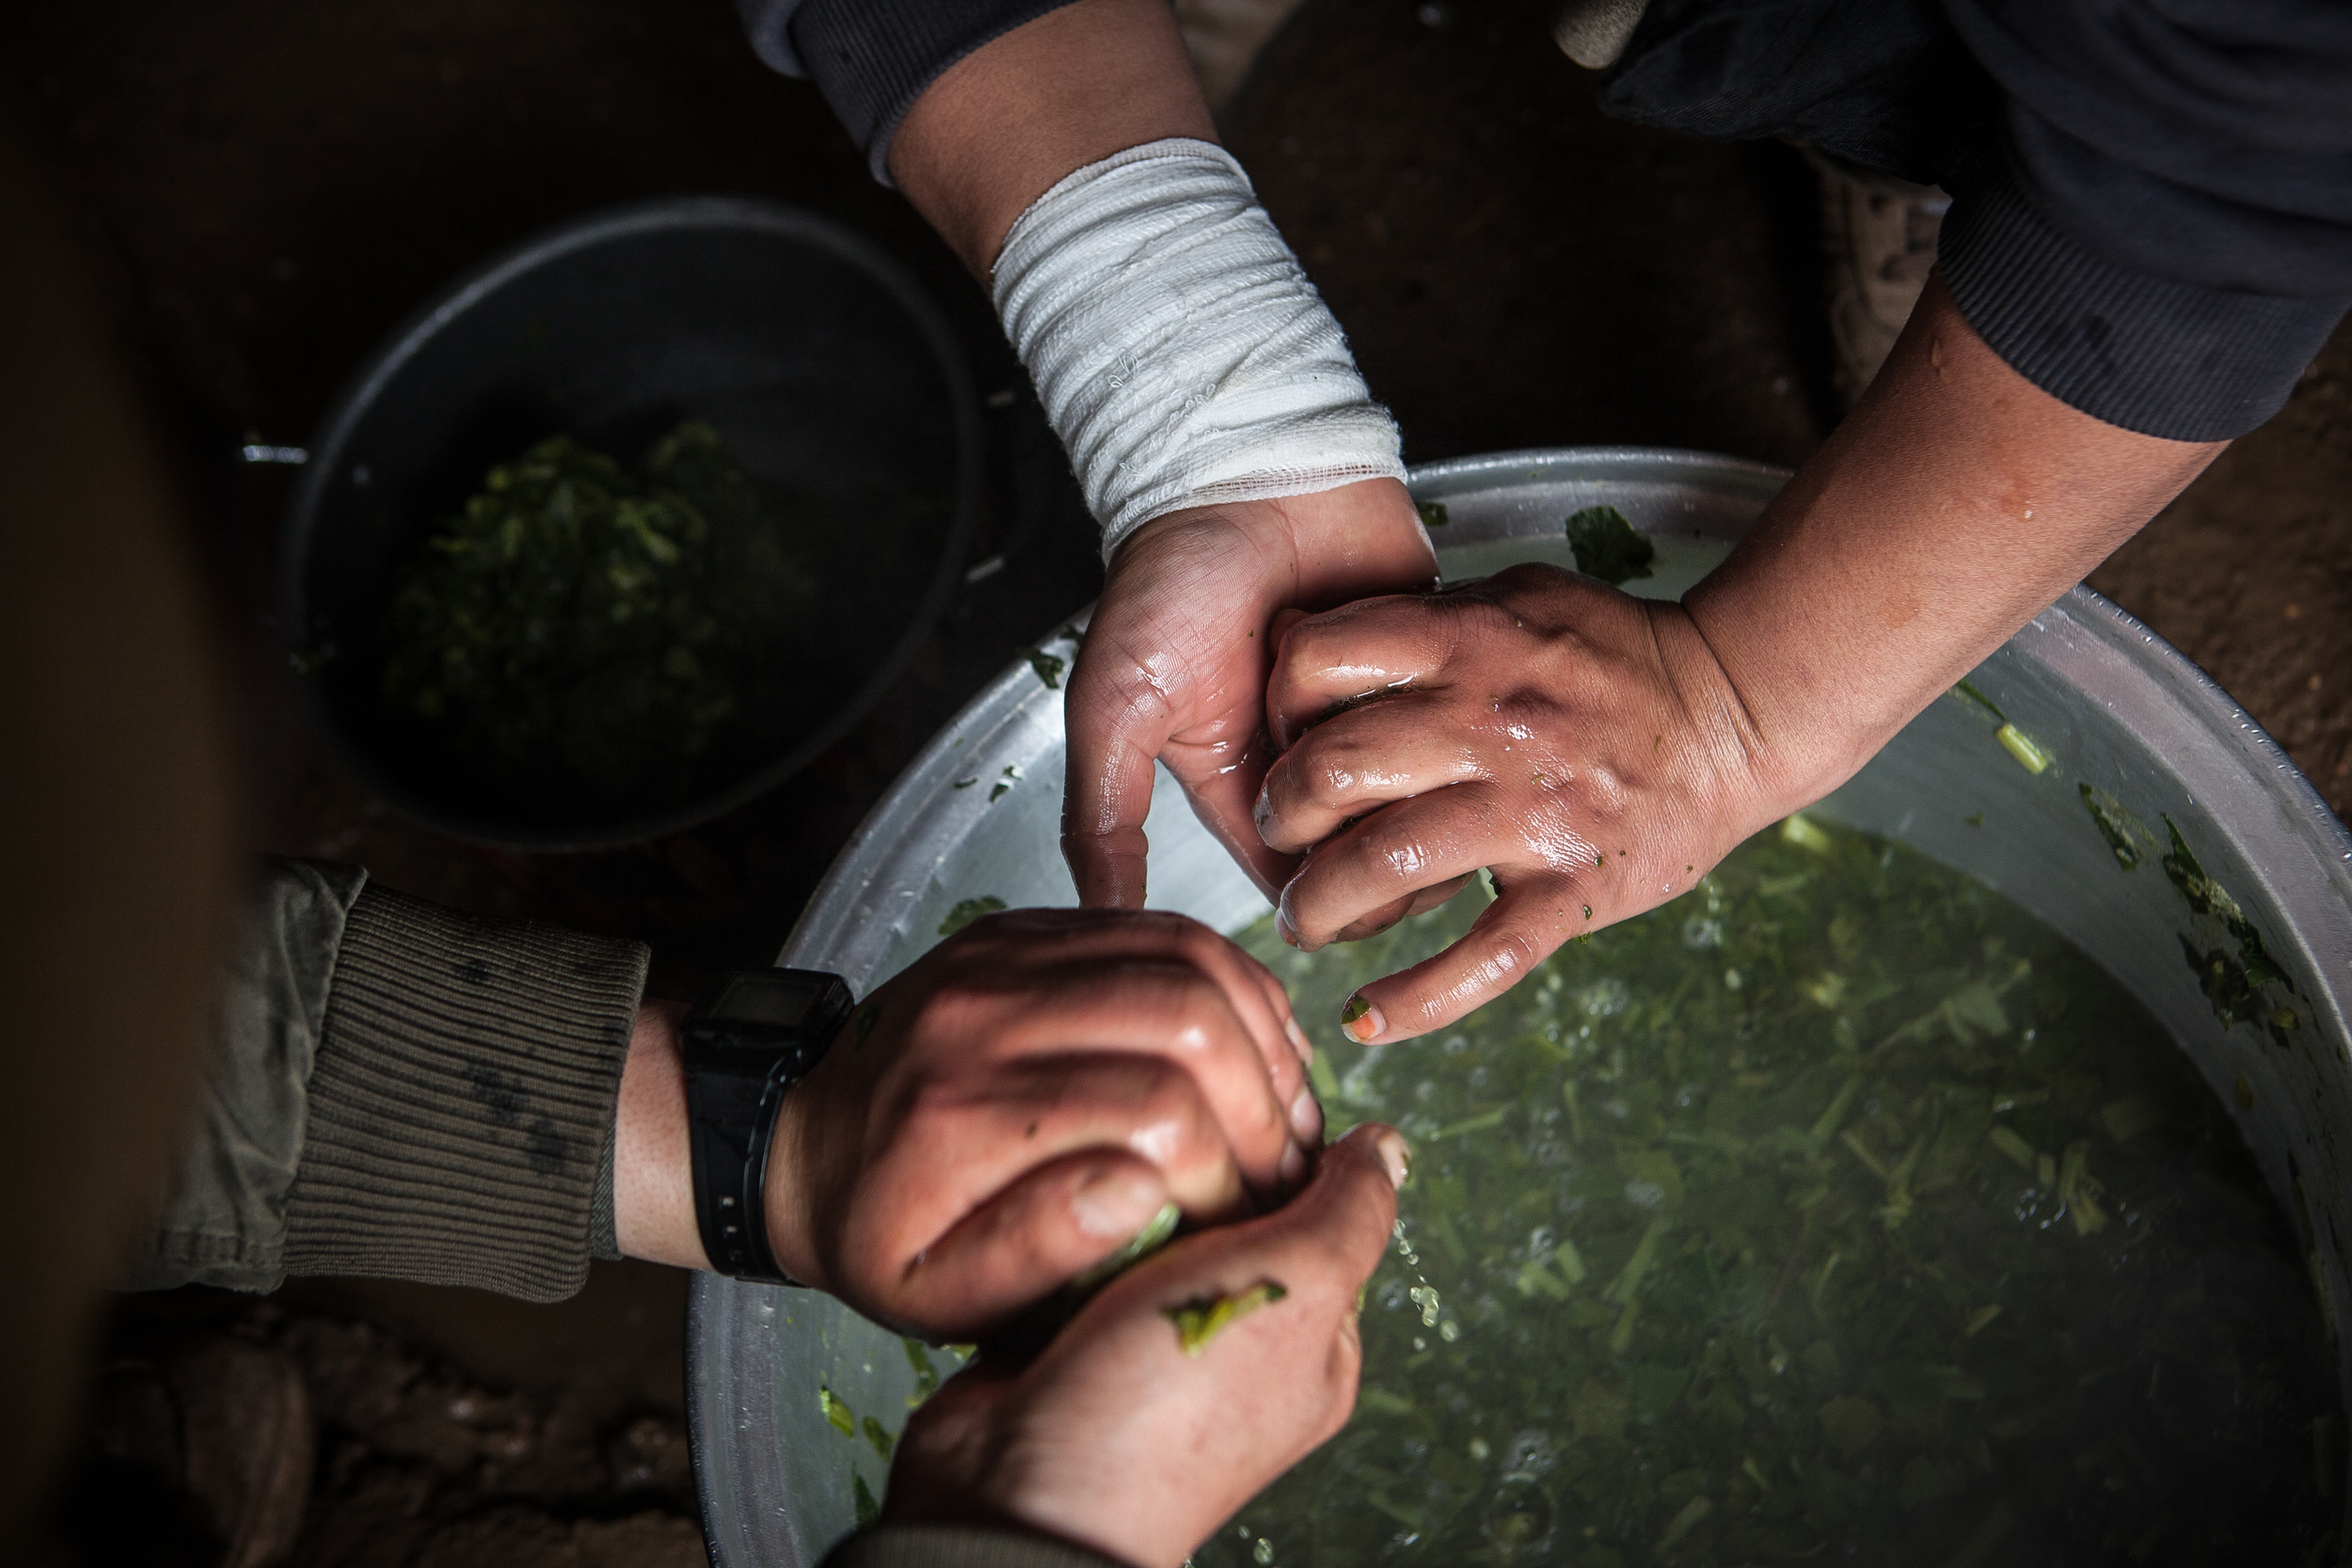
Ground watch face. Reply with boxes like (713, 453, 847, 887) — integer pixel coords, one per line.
(709, 972, 831, 1027)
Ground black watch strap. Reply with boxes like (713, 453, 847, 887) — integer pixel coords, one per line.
(683, 968, 854, 1284)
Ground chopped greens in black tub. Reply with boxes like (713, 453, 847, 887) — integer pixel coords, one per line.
(381, 421, 814, 808)
(1198, 816, 2335, 1568)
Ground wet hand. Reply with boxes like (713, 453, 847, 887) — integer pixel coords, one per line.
(763, 908, 1332, 1341)
(1257, 562, 1789, 1044)
(880, 1124, 1409, 1568)
(1061, 479, 1436, 910)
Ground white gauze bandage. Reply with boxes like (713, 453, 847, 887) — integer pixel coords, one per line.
(993, 138, 1406, 558)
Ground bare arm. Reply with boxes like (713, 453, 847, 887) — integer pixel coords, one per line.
(1687, 276, 2227, 803)
(890, 0, 1437, 909)
(1259, 277, 2226, 1042)
(889, 0, 1215, 277)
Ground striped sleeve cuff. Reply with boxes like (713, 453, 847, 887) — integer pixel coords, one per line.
(281, 884, 648, 1302)
(1939, 171, 2349, 442)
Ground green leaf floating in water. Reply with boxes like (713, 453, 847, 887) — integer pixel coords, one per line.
(939, 895, 1007, 936)
(2160, 815, 2299, 1043)
(2079, 783, 2150, 869)
(1564, 504, 1655, 586)
(1166, 1281, 1288, 1356)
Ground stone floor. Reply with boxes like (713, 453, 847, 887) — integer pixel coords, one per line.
(8, 0, 2345, 1561)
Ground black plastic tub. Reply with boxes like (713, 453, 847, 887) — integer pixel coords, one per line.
(281, 197, 980, 850)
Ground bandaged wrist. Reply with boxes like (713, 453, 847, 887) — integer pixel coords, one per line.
(993, 138, 1406, 559)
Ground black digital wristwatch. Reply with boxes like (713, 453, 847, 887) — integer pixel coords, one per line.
(683, 968, 855, 1284)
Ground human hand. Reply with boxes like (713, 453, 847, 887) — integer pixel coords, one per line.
(1062, 478, 1436, 909)
(880, 1123, 1409, 1568)
(1255, 563, 1791, 1044)
(761, 908, 1331, 1341)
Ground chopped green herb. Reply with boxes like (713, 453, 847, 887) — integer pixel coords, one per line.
(852, 1471, 880, 1528)
(819, 1385, 855, 1437)
(2100, 1094, 2165, 1144)
(1022, 647, 1066, 689)
(1072, 1200, 1182, 1291)
(2161, 816, 2297, 1044)
(382, 422, 813, 806)
(2079, 784, 2149, 869)
(1951, 678, 2007, 723)
(902, 1338, 941, 1407)
(1308, 1049, 1343, 1103)
(862, 1415, 895, 1461)
(1417, 500, 1451, 530)
(1564, 505, 1656, 585)
(1987, 1124, 2036, 1169)
(1166, 1281, 1289, 1356)
(1780, 812, 1834, 854)
(938, 895, 1007, 936)
(1203, 813, 2333, 1567)
(1994, 722, 2052, 774)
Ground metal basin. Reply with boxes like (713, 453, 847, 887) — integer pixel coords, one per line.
(688, 448, 2352, 1566)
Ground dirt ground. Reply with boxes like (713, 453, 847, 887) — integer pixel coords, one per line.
(7, 0, 2346, 1562)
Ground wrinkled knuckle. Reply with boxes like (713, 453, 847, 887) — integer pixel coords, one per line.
(1132, 1057, 1200, 1121)
(909, 984, 977, 1046)
(1167, 915, 1225, 963)
(1299, 749, 1364, 813)
(1492, 925, 1547, 979)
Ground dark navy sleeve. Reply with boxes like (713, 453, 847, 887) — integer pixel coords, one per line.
(1935, 0, 2352, 439)
(732, 0, 1086, 182)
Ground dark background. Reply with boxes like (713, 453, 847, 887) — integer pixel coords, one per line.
(6, 0, 2345, 1561)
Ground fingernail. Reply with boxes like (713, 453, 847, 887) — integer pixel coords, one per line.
(1290, 1084, 1324, 1144)
(1375, 1130, 1411, 1190)
(1341, 993, 1385, 1043)
(1283, 1015, 1312, 1066)
(1279, 1140, 1309, 1189)
(1071, 1166, 1160, 1240)
(1277, 911, 1301, 948)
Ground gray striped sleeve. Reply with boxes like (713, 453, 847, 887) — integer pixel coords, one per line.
(280, 883, 647, 1303)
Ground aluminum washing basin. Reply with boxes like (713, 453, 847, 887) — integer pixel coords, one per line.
(687, 448, 2352, 1566)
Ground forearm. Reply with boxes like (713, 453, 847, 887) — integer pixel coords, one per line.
(1685, 276, 2227, 807)
(889, 0, 1214, 276)
(611, 998, 708, 1270)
